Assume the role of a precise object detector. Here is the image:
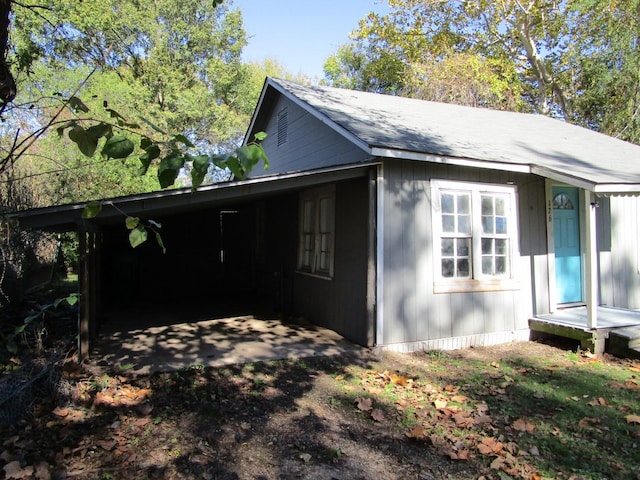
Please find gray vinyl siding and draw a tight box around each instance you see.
[381,159,547,346]
[249,96,370,177]
[292,178,372,345]
[598,195,640,308]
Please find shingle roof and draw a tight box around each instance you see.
[264,78,640,193]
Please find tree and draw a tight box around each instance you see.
[0,0,272,306]
[568,0,640,143]
[323,1,575,117]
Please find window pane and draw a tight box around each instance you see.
[458,214,471,234]
[495,197,506,216]
[457,258,470,277]
[319,197,333,231]
[442,238,454,255]
[495,239,507,255]
[496,216,507,234]
[457,238,470,256]
[457,194,470,214]
[481,238,493,255]
[482,215,494,234]
[441,193,454,213]
[442,259,454,277]
[482,257,493,275]
[442,214,455,232]
[495,256,506,274]
[481,195,494,215]
[303,200,314,231]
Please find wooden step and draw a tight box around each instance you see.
[608,326,640,359]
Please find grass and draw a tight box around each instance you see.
[336,346,640,479]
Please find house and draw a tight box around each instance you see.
[13,78,640,358]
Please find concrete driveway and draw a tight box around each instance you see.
[91,306,363,374]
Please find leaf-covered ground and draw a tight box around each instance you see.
[1,340,639,480]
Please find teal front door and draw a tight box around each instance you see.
[552,186,582,304]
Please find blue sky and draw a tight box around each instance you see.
[230,0,390,80]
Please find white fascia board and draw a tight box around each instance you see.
[531,166,597,191]
[371,147,531,174]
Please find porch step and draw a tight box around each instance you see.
[607,326,640,359]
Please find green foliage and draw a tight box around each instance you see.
[5,293,78,354]
[323,0,640,138]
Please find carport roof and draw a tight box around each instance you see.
[247,78,640,194]
[10,163,372,232]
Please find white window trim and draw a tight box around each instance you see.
[431,179,519,293]
[297,185,335,279]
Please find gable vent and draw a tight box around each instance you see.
[277,108,288,146]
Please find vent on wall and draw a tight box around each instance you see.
[277,108,288,146]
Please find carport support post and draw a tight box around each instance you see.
[78,227,99,361]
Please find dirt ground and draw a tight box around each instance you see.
[1,337,598,480]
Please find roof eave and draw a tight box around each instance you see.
[11,163,378,232]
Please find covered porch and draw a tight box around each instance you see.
[529,306,640,357]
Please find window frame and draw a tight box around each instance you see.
[297,185,335,279]
[431,179,519,293]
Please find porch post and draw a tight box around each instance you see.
[78,229,90,360]
[584,191,598,330]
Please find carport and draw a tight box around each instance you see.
[10,165,373,363]
[93,304,362,374]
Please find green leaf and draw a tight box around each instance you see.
[102,135,135,159]
[191,154,210,189]
[155,232,167,254]
[64,294,79,306]
[236,144,265,171]
[254,131,268,141]
[139,143,161,175]
[158,151,186,188]
[210,153,229,169]
[68,126,98,157]
[129,225,148,248]
[225,156,245,179]
[140,137,153,150]
[68,95,89,113]
[173,134,195,148]
[86,122,112,142]
[82,201,102,219]
[53,294,78,307]
[125,216,139,229]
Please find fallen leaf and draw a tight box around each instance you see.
[451,395,468,403]
[477,437,503,456]
[52,407,69,418]
[626,414,640,424]
[512,418,536,433]
[299,453,311,463]
[529,445,540,456]
[355,397,373,412]
[371,409,385,422]
[454,413,474,427]
[434,399,448,409]
[579,417,600,429]
[407,425,427,439]
[3,460,34,479]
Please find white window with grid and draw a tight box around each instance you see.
[297,186,335,278]
[431,180,518,293]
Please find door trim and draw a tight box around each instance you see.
[546,180,585,311]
